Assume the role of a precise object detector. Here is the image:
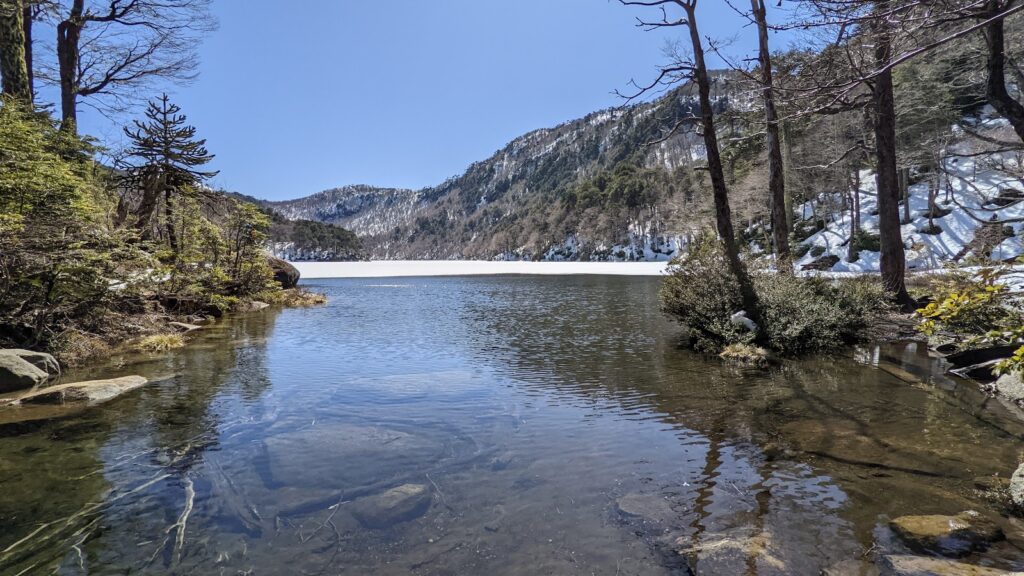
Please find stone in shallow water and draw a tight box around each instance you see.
[889,511,1003,557]
[261,423,442,491]
[18,376,148,405]
[881,555,1023,575]
[615,493,676,523]
[351,483,431,529]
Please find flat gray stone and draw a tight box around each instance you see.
[994,373,1024,404]
[18,376,148,405]
[616,493,676,523]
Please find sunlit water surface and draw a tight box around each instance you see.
[2,276,1024,575]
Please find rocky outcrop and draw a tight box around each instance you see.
[268,256,300,289]
[881,555,1024,575]
[889,511,1003,557]
[17,376,148,405]
[351,483,432,529]
[0,350,51,393]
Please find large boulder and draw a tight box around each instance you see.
[0,351,48,393]
[351,483,432,529]
[5,349,59,378]
[17,376,148,405]
[889,511,1003,557]
[268,256,300,289]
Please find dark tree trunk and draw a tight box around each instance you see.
[983,0,1024,143]
[135,174,162,238]
[683,2,762,328]
[56,0,84,132]
[0,0,31,101]
[751,0,791,273]
[164,188,178,253]
[871,2,915,310]
[900,167,911,224]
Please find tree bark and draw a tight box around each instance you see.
[684,2,762,328]
[751,0,791,273]
[21,0,30,100]
[56,0,84,132]
[0,0,31,101]
[871,1,916,310]
[983,0,1024,143]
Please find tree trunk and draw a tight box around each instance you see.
[0,0,31,101]
[751,0,791,273]
[21,0,30,100]
[164,188,178,253]
[684,3,762,328]
[900,167,911,224]
[56,0,84,132]
[983,0,1024,143]
[871,1,915,310]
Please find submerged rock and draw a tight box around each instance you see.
[889,511,1003,556]
[17,376,149,405]
[351,483,431,529]
[675,531,785,574]
[0,351,49,393]
[881,555,1023,575]
[616,493,676,523]
[168,321,203,333]
[262,423,443,491]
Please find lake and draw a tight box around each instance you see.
[2,275,1024,575]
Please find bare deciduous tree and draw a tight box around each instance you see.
[42,0,215,132]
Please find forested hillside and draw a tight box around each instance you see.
[274,10,1023,270]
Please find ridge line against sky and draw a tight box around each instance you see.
[58,1,785,202]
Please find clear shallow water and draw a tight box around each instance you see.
[2,276,1024,574]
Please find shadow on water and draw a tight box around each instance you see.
[0,276,1023,574]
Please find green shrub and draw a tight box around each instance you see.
[793,243,811,258]
[810,245,826,257]
[850,230,881,252]
[661,241,891,355]
[660,241,747,352]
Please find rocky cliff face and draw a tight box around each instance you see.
[268,75,750,260]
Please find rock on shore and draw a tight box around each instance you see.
[0,349,59,393]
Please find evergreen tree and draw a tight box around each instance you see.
[0,0,30,101]
[120,94,218,253]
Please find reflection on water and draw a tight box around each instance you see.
[1,276,1024,574]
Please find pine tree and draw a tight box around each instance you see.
[121,94,218,253]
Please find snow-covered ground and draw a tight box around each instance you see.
[294,260,669,279]
[795,148,1024,273]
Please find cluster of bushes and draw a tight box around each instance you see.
[0,98,288,363]
[916,265,1024,375]
[660,240,891,355]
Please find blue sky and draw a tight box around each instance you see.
[70,1,775,201]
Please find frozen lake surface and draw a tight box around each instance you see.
[293,259,669,278]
